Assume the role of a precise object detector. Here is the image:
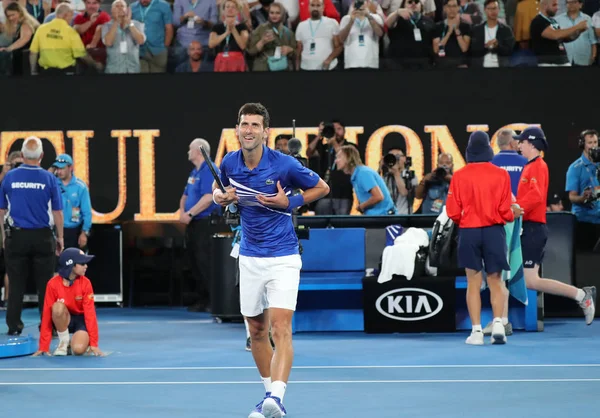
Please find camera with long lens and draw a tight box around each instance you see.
[589,147,600,163]
[434,166,448,180]
[354,0,364,9]
[321,123,335,139]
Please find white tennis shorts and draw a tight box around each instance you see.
[238,254,302,317]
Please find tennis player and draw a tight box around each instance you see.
[446,131,518,345]
[213,103,329,418]
[514,126,596,324]
[32,248,104,357]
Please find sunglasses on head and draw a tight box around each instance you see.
[407,0,420,4]
[56,159,70,163]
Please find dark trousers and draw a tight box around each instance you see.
[5,228,55,332]
[64,227,82,249]
[185,218,213,305]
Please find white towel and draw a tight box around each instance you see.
[378,228,430,283]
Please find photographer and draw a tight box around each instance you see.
[415,152,454,214]
[380,148,418,214]
[565,129,600,251]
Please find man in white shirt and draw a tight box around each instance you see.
[295,0,342,70]
[338,0,384,69]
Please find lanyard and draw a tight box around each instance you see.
[539,12,559,29]
[139,0,155,22]
[409,15,420,27]
[309,18,322,38]
[355,16,367,34]
[189,0,198,12]
[31,2,40,19]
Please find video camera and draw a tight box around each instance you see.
[382,153,416,187]
[589,147,600,163]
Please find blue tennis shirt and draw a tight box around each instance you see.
[491,150,528,196]
[0,164,63,229]
[219,146,320,257]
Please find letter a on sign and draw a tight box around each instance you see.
[415,295,432,314]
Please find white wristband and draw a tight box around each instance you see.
[212,188,222,205]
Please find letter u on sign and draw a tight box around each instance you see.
[375,288,444,321]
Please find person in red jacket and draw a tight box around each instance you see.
[33,248,104,357]
[514,126,596,325]
[446,131,521,346]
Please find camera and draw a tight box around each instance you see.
[321,123,335,139]
[589,147,600,163]
[434,166,448,179]
[354,0,364,8]
[383,153,398,168]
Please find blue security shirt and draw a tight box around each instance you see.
[219,146,320,257]
[183,161,221,219]
[351,165,397,215]
[0,164,63,229]
[565,153,600,224]
[491,150,528,195]
[58,175,92,232]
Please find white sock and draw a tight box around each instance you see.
[472,324,482,333]
[261,376,272,393]
[57,330,69,343]
[270,380,287,402]
[576,288,586,303]
[244,319,251,339]
[502,317,508,326]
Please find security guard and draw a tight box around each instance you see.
[179,138,220,312]
[52,154,92,249]
[0,137,64,335]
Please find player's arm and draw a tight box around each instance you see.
[211,156,239,206]
[33,281,56,356]
[82,280,103,356]
[445,176,462,224]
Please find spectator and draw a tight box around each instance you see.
[594,9,600,43]
[555,0,596,65]
[130,0,174,73]
[474,0,505,24]
[514,0,540,49]
[209,0,249,72]
[0,2,39,75]
[456,0,482,25]
[44,0,73,23]
[335,145,397,215]
[176,39,210,71]
[248,2,296,71]
[338,0,384,70]
[295,0,341,71]
[299,0,340,23]
[433,0,471,68]
[251,0,272,28]
[385,0,435,70]
[26,0,49,24]
[274,135,290,154]
[102,0,146,73]
[29,3,103,75]
[380,148,418,215]
[172,0,218,67]
[530,0,587,66]
[386,0,436,19]
[73,0,110,47]
[414,152,453,215]
[470,0,515,68]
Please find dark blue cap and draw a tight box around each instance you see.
[513,127,548,151]
[466,131,494,163]
[58,248,94,279]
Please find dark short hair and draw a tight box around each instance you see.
[443,0,457,6]
[484,0,498,7]
[238,103,270,129]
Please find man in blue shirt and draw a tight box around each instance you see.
[565,129,600,251]
[0,137,64,336]
[415,153,454,214]
[130,0,174,73]
[491,128,528,196]
[52,154,92,250]
[180,138,221,312]
[214,103,329,418]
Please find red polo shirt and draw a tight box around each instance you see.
[516,156,549,224]
[73,11,111,47]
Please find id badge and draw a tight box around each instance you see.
[71,207,81,223]
[309,41,316,55]
[438,46,446,57]
[358,34,365,46]
[413,28,422,42]
[274,46,282,59]
[431,199,443,213]
[119,41,128,54]
[223,48,229,57]
[230,242,240,259]
[187,18,194,29]
[558,43,565,51]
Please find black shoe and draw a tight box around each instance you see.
[7,329,21,336]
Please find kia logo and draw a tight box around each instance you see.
[375,288,443,321]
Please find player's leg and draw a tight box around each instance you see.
[70,331,90,356]
[458,228,485,345]
[239,255,273,418]
[522,223,596,325]
[52,302,71,356]
[261,254,302,418]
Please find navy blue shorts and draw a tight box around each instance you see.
[521,221,548,268]
[458,225,509,274]
[68,314,87,334]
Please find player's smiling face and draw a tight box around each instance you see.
[237,114,268,152]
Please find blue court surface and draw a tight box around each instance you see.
[1,308,600,418]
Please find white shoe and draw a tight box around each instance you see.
[490,320,507,345]
[53,340,69,356]
[465,330,484,345]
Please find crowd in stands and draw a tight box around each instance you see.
[0,0,598,74]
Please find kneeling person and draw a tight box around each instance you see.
[33,248,104,357]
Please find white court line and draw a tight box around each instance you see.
[99,320,214,325]
[3,364,600,371]
[2,378,600,386]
